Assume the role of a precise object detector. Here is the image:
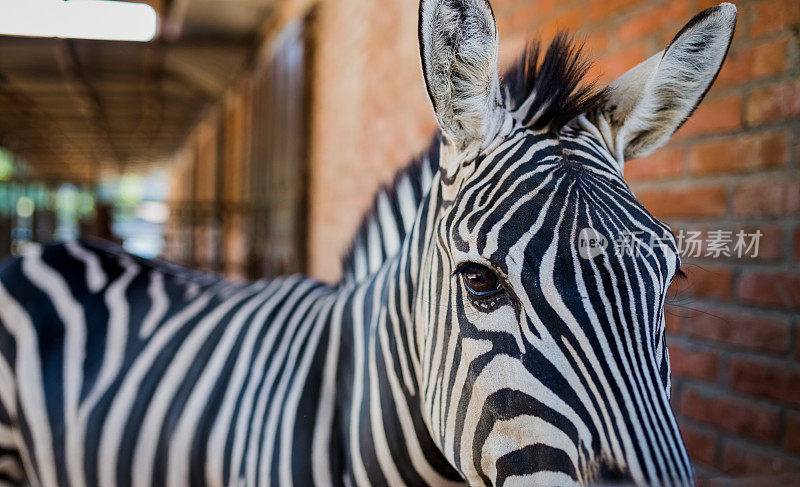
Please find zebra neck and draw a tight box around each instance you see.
[318,186,462,486]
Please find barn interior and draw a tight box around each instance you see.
[0,0,313,278]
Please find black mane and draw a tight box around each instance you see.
[340,137,439,284]
[339,35,605,282]
[502,33,607,131]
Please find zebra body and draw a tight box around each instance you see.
[0,236,461,487]
[0,0,738,485]
[0,242,325,486]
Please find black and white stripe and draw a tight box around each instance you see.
[0,1,737,485]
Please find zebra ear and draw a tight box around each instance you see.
[419,0,504,154]
[599,3,737,163]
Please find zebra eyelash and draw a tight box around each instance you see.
[675,268,687,280]
[454,263,510,314]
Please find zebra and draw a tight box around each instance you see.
[0,0,736,485]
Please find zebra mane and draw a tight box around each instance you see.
[340,137,440,284]
[339,34,604,283]
[502,33,607,131]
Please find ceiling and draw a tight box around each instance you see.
[0,0,277,183]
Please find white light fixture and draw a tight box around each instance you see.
[0,0,158,42]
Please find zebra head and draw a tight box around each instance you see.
[415,0,736,485]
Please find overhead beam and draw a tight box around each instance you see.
[255,0,313,64]
[162,0,191,41]
[53,40,121,165]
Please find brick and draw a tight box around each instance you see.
[669,343,719,382]
[679,423,717,467]
[537,6,584,39]
[795,335,800,361]
[589,0,640,21]
[679,387,781,442]
[689,132,788,176]
[685,307,790,354]
[695,471,714,487]
[746,81,800,125]
[749,0,800,38]
[722,442,800,477]
[675,95,742,139]
[794,227,800,262]
[738,225,784,262]
[696,0,728,10]
[786,412,800,457]
[664,307,683,335]
[668,264,732,302]
[507,0,554,33]
[736,271,800,311]
[494,0,551,18]
[490,0,517,8]
[716,38,789,88]
[673,225,714,261]
[592,43,649,82]
[619,1,692,42]
[625,147,683,181]
[729,359,800,406]
[498,35,528,70]
[639,185,727,219]
[673,225,785,263]
[733,179,800,217]
[583,31,609,57]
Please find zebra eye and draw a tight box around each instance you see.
[459,263,503,297]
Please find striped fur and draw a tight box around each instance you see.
[0,1,737,485]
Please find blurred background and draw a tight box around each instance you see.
[0,0,798,483]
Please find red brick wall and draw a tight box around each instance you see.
[306,0,800,481]
[307,0,437,281]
